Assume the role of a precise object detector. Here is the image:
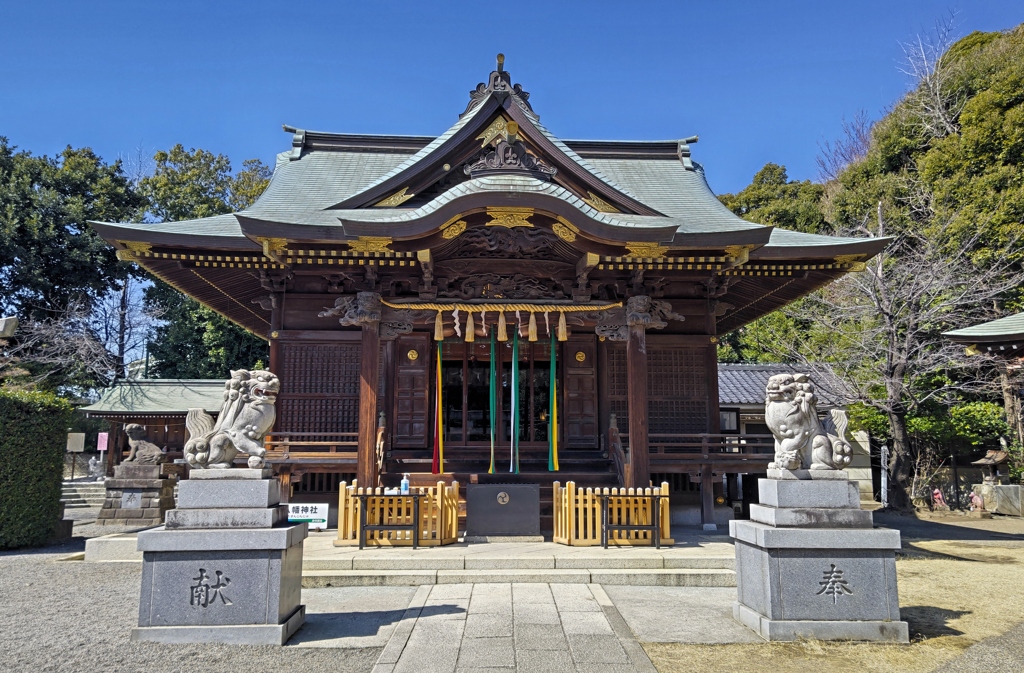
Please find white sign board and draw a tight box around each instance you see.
[97,432,109,452]
[66,432,86,453]
[287,503,329,530]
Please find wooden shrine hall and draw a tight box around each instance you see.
[91,56,885,528]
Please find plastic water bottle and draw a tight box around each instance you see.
[401,473,410,495]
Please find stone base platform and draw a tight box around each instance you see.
[734,602,909,642]
[731,475,909,643]
[132,605,305,646]
[97,463,174,526]
[135,468,307,645]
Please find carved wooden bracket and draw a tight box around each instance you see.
[319,291,382,326]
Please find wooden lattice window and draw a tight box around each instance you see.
[277,342,362,437]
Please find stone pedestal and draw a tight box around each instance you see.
[97,464,175,526]
[131,468,307,645]
[974,484,1023,517]
[730,470,908,642]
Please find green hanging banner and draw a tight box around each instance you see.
[510,329,520,474]
[548,332,559,471]
[488,330,496,475]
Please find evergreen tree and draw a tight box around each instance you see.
[139,146,271,379]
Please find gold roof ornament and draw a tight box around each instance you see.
[115,240,152,260]
[624,242,669,259]
[475,117,508,147]
[724,245,751,265]
[441,220,467,239]
[552,216,579,243]
[347,236,394,253]
[583,191,619,213]
[373,187,415,207]
[835,254,868,272]
[256,237,288,263]
[485,207,534,228]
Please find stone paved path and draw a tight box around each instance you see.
[371,583,656,673]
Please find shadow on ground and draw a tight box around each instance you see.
[901,605,970,638]
[288,603,465,647]
[874,511,1024,544]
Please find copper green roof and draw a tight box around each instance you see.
[944,311,1024,343]
[80,380,224,416]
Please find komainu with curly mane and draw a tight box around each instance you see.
[184,370,280,469]
[764,373,852,471]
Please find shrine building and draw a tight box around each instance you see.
[90,56,885,529]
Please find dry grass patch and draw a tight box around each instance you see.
[644,542,1024,673]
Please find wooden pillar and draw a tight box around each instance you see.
[625,322,649,489]
[702,312,721,529]
[279,467,292,504]
[700,466,716,530]
[357,320,381,487]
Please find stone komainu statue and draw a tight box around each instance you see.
[123,423,167,464]
[184,369,280,469]
[764,373,852,471]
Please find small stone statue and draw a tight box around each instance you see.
[184,369,280,469]
[123,424,168,464]
[88,455,105,480]
[969,491,986,512]
[932,487,948,509]
[764,373,852,471]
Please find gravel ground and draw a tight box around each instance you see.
[0,510,380,673]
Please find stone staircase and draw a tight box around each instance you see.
[61,481,106,508]
[300,553,736,588]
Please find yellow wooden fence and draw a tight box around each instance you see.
[333,480,460,547]
[552,481,673,546]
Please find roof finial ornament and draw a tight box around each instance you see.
[461,54,537,120]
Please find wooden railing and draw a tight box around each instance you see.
[334,480,459,547]
[264,432,359,460]
[552,480,673,546]
[647,433,775,458]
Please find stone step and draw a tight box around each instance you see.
[301,555,734,571]
[300,567,736,587]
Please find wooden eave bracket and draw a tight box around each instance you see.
[257,237,289,265]
[724,245,751,268]
[834,254,868,272]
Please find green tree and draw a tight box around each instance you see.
[0,138,145,319]
[718,163,828,233]
[138,146,270,378]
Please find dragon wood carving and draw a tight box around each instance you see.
[438,273,567,300]
[595,295,685,341]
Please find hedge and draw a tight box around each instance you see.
[0,390,74,549]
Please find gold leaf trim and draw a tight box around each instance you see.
[115,240,152,259]
[475,117,508,147]
[724,245,750,265]
[485,207,534,228]
[624,242,668,259]
[583,191,619,213]
[441,220,467,239]
[552,222,576,242]
[256,236,288,262]
[835,254,867,272]
[374,187,415,207]
[348,236,394,253]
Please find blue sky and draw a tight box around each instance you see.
[0,1,1020,195]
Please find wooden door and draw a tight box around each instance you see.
[392,333,430,448]
[562,335,598,448]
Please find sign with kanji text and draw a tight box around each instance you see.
[287,503,329,530]
[97,432,109,452]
